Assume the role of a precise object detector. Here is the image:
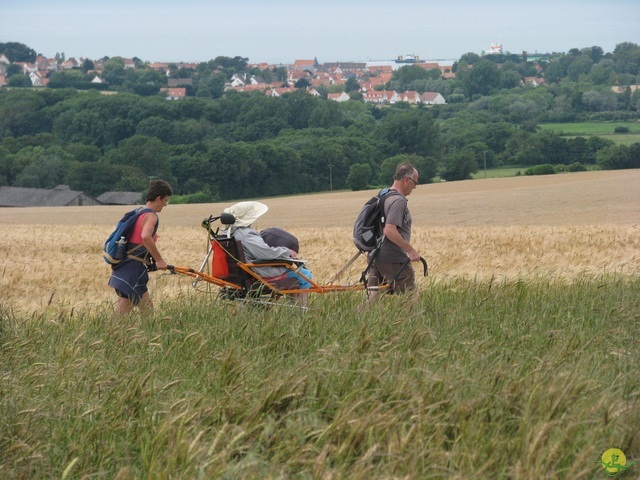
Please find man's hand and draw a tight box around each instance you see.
[384,224,420,262]
[155,259,168,270]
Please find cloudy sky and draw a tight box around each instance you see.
[3,0,639,64]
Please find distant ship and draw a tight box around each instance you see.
[485,43,503,55]
[396,54,420,64]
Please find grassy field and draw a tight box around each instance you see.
[1,278,638,478]
[1,170,639,478]
[539,121,640,145]
[471,167,525,179]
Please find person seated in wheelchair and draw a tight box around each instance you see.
[222,201,312,305]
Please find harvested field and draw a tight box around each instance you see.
[1,169,639,314]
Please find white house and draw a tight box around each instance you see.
[420,92,446,105]
[29,71,44,87]
[327,92,350,102]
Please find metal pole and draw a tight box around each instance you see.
[483,151,487,178]
[329,163,333,191]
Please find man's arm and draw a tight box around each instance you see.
[383,223,420,262]
[140,213,166,269]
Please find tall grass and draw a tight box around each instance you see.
[1,276,639,479]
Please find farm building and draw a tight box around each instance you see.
[0,185,102,207]
[97,191,143,205]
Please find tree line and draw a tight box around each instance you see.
[0,42,639,200]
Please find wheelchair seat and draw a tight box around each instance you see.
[211,235,300,298]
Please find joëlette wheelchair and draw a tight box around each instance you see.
[166,212,427,308]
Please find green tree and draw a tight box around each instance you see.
[66,162,145,196]
[458,52,481,65]
[0,42,36,62]
[48,69,85,85]
[170,151,211,194]
[7,74,32,87]
[376,109,439,158]
[612,42,640,75]
[284,90,319,129]
[389,64,432,91]
[588,60,616,85]
[308,101,343,128]
[65,143,101,163]
[171,119,204,144]
[52,109,106,145]
[379,154,436,185]
[13,147,73,188]
[212,55,249,71]
[500,70,522,89]
[81,58,95,73]
[136,116,173,143]
[345,77,360,93]
[459,59,501,97]
[440,150,478,181]
[196,84,211,98]
[503,130,545,165]
[294,78,311,89]
[106,135,171,179]
[347,163,372,191]
[0,146,15,184]
[596,144,632,169]
[102,57,126,86]
[543,60,566,84]
[567,55,592,81]
[582,90,616,112]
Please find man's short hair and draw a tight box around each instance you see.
[393,163,417,181]
[146,179,173,201]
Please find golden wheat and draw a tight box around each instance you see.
[1,170,638,314]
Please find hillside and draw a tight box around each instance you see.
[2,169,638,228]
[0,169,638,314]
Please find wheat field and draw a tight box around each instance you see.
[1,169,638,315]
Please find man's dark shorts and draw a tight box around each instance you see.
[369,260,416,294]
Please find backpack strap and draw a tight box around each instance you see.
[125,207,158,262]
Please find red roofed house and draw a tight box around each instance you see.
[523,77,545,87]
[368,65,393,75]
[292,59,318,72]
[266,87,296,97]
[420,92,446,105]
[160,87,186,100]
[327,92,350,102]
[398,91,421,104]
[418,62,440,71]
[59,58,79,70]
[363,90,400,104]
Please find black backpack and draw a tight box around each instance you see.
[353,188,400,252]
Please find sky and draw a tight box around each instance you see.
[2,0,639,64]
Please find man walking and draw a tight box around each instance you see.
[367,162,420,306]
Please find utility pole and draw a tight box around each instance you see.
[483,151,487,178]
[328,162,333,191]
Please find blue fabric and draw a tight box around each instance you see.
[108,260,149,304]
[286,266,312,289]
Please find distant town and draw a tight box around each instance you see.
[0,41,554,105]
